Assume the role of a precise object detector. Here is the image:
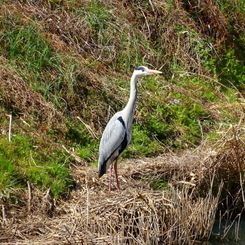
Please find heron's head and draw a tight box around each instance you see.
[133,66,162,77]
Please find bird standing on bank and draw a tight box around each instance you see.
[98,66,162,192]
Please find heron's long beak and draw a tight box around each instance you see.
[145,69,162,74]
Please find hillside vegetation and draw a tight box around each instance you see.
[1,0,245,243]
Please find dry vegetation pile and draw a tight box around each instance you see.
[1,127,245,244]
[181,0,229,43]
[0,62,63,128]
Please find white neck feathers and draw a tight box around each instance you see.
[122,73,138,124]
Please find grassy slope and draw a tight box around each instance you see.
[0,0,245,200]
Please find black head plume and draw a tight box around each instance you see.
[135,66,147,71]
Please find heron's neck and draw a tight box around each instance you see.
[123,74,138,123]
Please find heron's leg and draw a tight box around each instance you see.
[114,159,120,190]
[109,163,113,193]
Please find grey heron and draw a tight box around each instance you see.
[98,66,162,192]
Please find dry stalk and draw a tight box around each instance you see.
[27,181,32,213]
[77,116,98,139]
[1,205,7,225]
[7,114,12,142]
[86,178,90,226]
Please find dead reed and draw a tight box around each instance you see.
[0,146,228,245]
[1,125,245,245]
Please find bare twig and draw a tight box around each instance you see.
[77,116,98,139]
[27,181,31,213]
[2,205,7,225]
[61,145,83,164]
[7,114,12,142]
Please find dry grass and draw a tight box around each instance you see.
[2,129,245,244]
[0,62,63,128]
[1,124,245,244]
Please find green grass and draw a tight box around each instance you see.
[0,134,74,199]
[150,177,169,191]
[218,0,245,15]
[2,21,62,97]
[5,25,54,69]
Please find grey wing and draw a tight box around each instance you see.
[98,113,127,177]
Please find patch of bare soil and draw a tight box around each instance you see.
[1,147,225,245]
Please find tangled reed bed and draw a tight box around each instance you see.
[0,154,217,244]
[0,188,221,245]
[1,126,245,244]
